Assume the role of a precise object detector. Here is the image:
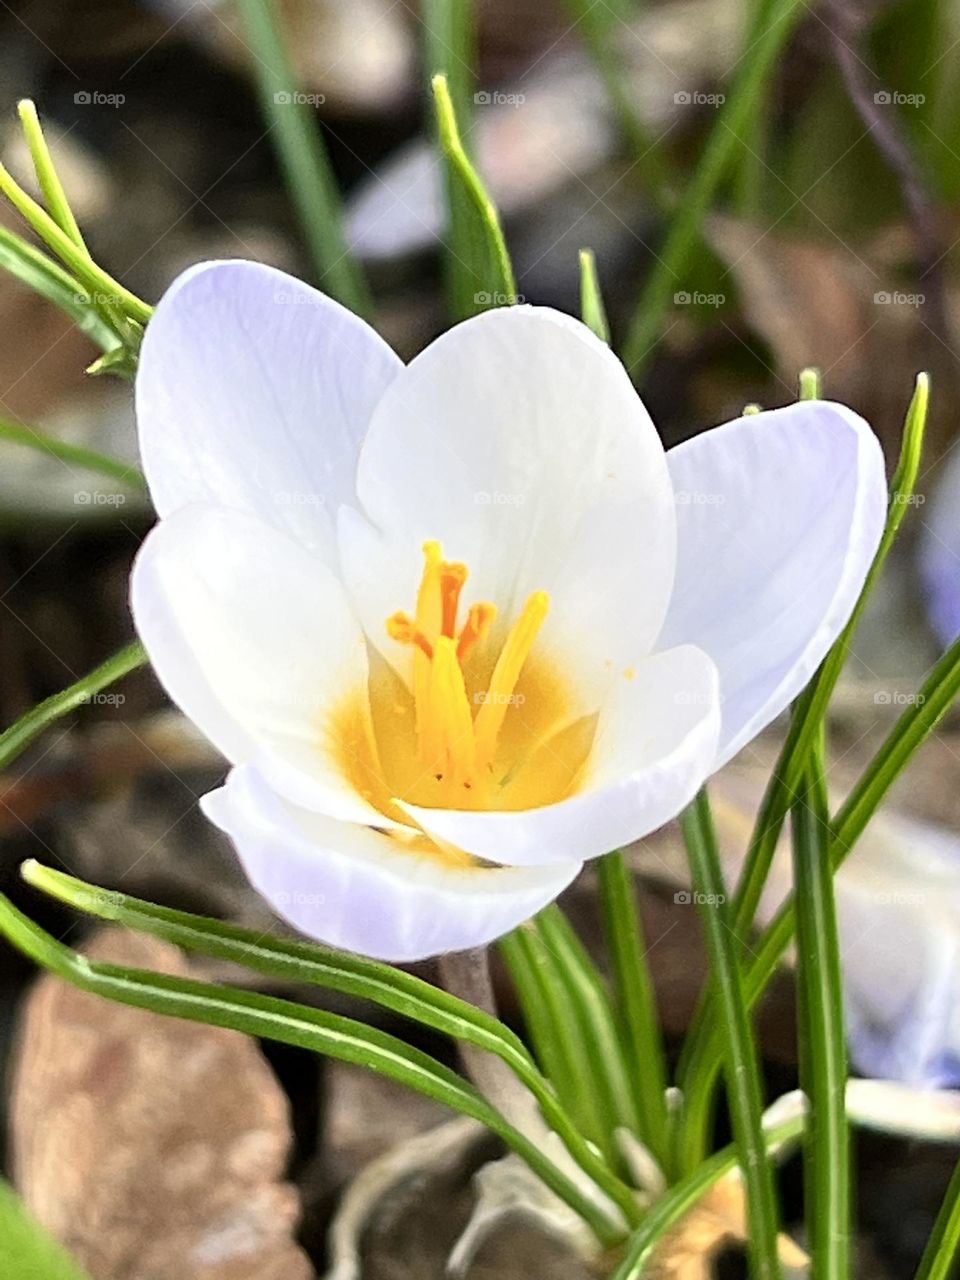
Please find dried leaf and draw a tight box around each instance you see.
[10,928,314,1280]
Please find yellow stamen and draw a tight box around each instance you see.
[384,544,550,794]
[474,590,550,771]
[457,601,497,661]
[425,635,476,786]
[414,541,444,755]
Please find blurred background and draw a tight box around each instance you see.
[1,1,960,1277]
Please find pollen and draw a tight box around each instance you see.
[386,541,549,794]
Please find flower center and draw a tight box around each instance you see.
[385,541,549,795]
[332,541,595,823]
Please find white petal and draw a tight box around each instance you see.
[338,305,675,707]
[202,766,579,962]
[658,401,886,768]
[131,503,385,826]
[136,259,402,563]
[399,645,720,865]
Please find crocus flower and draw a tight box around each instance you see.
[131,260,886,961]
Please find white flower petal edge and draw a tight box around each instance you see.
[202,766,581,963]
[338,304,676,708]
[658,401,887,767]
[131,502,392,828]
[399,645,721,866]
[136,260,402,565]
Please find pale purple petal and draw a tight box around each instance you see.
[202,766,579,961]
[136,259,402,564]
[658,401,886,768]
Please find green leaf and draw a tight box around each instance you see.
[621,0,809,377]
[16,100,87,250]
[914,1153,960,1280]
[0,891,622,1246]
[798,366,822,400]
[423,0,482,320]
[0,161,152,325]
[235,0,371,316]
[791,729,850,1280]
[596,851,671,1171]
[0,226,120,353]
[0,418,146,489]
[578,248,611,344]
[21,860,640,1227]
[558,0,671,206]
[0,1178,91,1280]
[679,791,783,1280]
[501,920,615,1158]
[536,906,645,1156]
[0,641,146,771]
[431,73,517,316]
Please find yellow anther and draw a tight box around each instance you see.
[457,601,497,661]
[474,590,549,771]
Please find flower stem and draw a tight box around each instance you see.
[437,946,527,1122]
[438,945,635,1235]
